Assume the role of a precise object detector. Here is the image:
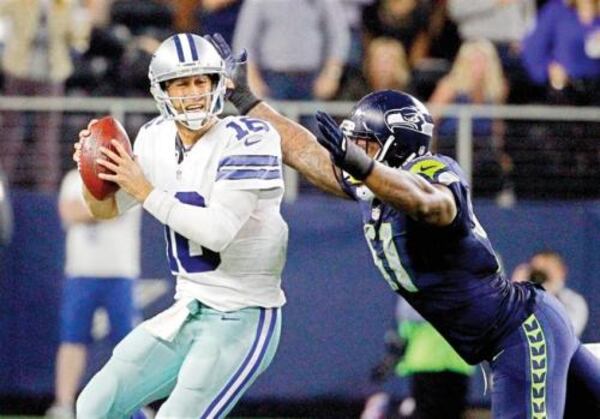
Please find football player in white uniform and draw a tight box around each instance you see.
[73,33,288,419]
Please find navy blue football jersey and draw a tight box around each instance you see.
[342,153,535,364]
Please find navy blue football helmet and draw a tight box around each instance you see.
[340,90,434,168]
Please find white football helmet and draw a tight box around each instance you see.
[149,33,226,130]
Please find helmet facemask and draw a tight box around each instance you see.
[151,73,225,131]
[377,128,428,168]
[341,119,383,160]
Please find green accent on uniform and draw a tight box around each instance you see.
[395,321,474,376]
[522,314,548,419]
[408,159,446,180]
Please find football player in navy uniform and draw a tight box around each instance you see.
[206,33,600,418]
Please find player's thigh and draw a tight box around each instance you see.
[158,306,282,419]
[59,277,101,344]
[77,324,181,418]
[100,277,139,342]
[491,300,575,419]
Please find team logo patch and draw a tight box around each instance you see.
[409,159,446,180]
[385,107,434,136]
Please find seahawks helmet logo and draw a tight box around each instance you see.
[385,107,433,136]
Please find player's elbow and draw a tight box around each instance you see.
[191,221,238,253]
[202,236,232,253]
[412,194,456,227]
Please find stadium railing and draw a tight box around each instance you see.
[0,96,599,201]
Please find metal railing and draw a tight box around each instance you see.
[1,96,599,201]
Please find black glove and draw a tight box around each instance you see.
[204,33,261,115]
[315,111,375,181]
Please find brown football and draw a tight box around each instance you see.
[79,116,132,200]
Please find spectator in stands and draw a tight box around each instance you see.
[233,0,350,100]
[427,0,461,63]
[447,0,536,103]
[109,0,173,36]
[429,39,514,203]
[46,169,142,419]
[197,0,243,47]
[362,0,432,68]
[0,0,91,192]
[361,298,474,419]
[0,163,13,247]
[116,33,162,97]
[521,0,600,106]
[512,249,589,337]
[337,37,413,100]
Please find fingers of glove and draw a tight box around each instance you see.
[212,33,232,57]
[204,33,228,60]
[316,111,339,134]
[315,111,342,144]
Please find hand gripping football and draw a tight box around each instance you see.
[79,116,132,200]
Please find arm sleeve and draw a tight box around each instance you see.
[143,187,258,253]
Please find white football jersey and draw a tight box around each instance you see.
[60,169,142,278]
[116,116,288,311]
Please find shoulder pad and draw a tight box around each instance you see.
[407,157,460,186]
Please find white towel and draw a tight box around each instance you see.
[141,298,194,342]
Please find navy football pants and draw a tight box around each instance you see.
[490,290,600,419]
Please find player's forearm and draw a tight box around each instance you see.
[248,102,347,198]
[143,188,256,252]
[82,186,118,220]
[365,164,455,226]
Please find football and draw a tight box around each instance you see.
[79,116,132,200]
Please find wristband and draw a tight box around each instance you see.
[342,141,375,180]
[229,89,262,115]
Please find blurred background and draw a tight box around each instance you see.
[0,0,599,418]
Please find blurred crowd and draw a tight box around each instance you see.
[0,0,600,199]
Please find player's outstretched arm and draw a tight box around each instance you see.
[249,102,348,198]
[205,33,348,198]
[365,164,457,226]
[315,111,457,226]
